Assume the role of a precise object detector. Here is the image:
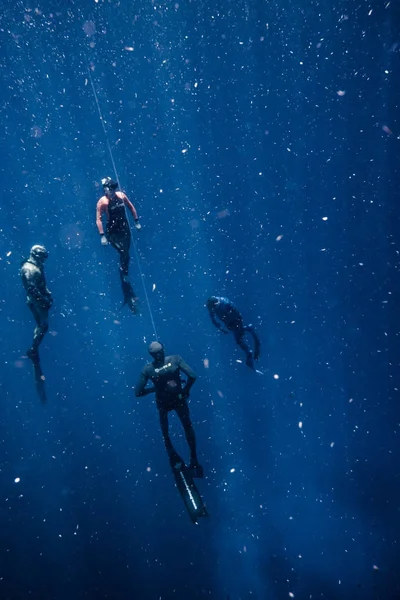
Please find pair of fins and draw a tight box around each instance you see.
[170,460,208,524]
[122,294,140,315]
[27,349,47,404]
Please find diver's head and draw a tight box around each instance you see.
[101,177,118,197]
[30,245,49,264]
[207,296,218,309]
[148,341,165,362]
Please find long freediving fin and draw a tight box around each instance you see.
[121,291,140,314]
[171,463,208,524]
[120,277,140,314]
[28,352,47,404]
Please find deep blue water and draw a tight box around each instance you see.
[1,1,399,599]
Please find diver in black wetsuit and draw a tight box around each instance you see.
[20,245,53,362]
[96,177,141,313]
[207,296,261,369]
[135,342,203,477]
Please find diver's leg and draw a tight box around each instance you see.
[232,323,254,368]
[175,401,203,476]
[119,231,138,309]
[27,303,48,357]
[108,230,138,310]
[158,407,182,468]
[33,306,49,351]
[175,401,196,461]
[27,302,40,356]
[244,324,261,360]
[118,228,130,278]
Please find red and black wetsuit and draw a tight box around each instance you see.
[96,191,139,303]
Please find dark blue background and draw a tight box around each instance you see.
[0,1,399,598]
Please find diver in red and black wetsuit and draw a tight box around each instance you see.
[96,177,141,313]
[135,342,203,478]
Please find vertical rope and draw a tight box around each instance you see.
[87,64,158,339]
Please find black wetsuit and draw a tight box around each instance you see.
[106,195,134,303]
[135,355,199,466]
[20,259,52,356]
[208,296,260,367]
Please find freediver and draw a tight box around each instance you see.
[96,177,141,313]
[206,296,261,369]
[135,342,203,478]
[20,245,53,363]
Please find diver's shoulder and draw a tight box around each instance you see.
[166,354,179,363]
[21,261,38,273]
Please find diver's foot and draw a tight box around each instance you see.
[246,354,255,369]
[128,296,140,314]
[27,348,39,362]
[188,459,204,479]
[124,295,139,314]
[169,452,184,470]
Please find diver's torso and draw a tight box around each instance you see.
[148,355,183,396]
[214,297,239,324]
[21,260,47,298]
[107,193,127,229]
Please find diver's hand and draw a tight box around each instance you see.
[134,220,142,231]
[100,234,108,246]
[214,322,229,334]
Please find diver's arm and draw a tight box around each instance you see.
[96,198,106,235]
[135,369,155,397]
[21,266,51,305]
[178,356,197,395]
[208,307,228,333]
[208,306,221,329]
[122,193,139,221]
